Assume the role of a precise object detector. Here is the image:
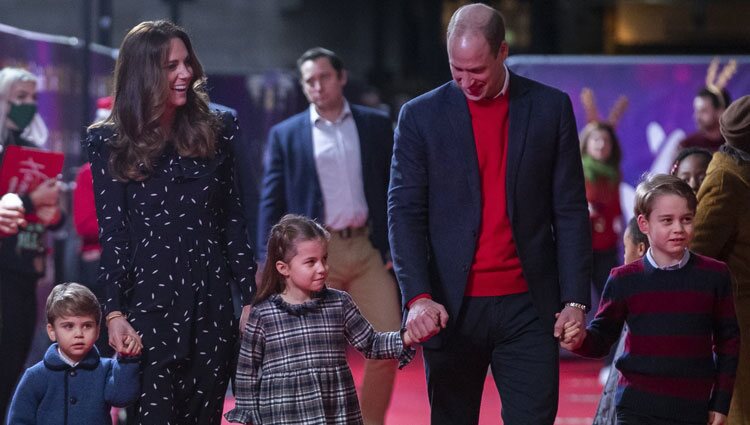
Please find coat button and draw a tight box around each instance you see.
[69,370,77,377]
[70,397,77,404]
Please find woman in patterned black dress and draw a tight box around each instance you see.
[85,21,256,424]
[224,215,413,425]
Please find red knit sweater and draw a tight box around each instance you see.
[464,95,527,297]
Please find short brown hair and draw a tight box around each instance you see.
[447,4,506,56]
[46,283,101,325]
[634,173,697,219]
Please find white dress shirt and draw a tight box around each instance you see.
[645,248,691,270]
[310,101,369,230]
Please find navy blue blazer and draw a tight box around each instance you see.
[388,73,592,347]
[257,104,393,260]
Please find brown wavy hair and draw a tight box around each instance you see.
[92,20,219,181]
[255,215,330,306]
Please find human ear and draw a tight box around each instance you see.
[637,242,648,257]
[46,323,57,342]
[275,260,290,277]
[637,214,650,235]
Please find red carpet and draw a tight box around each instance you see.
[222,348,603,424]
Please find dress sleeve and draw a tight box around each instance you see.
[341,291,414,368]
[224,308,265,424]
[217,113,257,305]
[84,128,132,316]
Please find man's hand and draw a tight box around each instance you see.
[708,411,727,425]
[554,305,586,350]
[406,298,448,343]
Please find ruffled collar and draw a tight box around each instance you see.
[270,287,328,316]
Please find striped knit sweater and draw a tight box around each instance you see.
[574,252,739,422]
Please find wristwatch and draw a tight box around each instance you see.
[564,302,588,312]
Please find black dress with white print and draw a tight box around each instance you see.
[85,112,255,425]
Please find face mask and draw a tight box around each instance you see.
[7,103,37,131]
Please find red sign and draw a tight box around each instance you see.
[0,145,64,195]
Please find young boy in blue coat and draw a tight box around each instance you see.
[7,283,141,425]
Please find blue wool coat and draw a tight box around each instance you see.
[7,343,140,425]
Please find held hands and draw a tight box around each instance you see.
[107,313,143,357]
[708,411,727,425]
[405,298,449,344]
[555,306,586,351]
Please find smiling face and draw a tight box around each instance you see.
[163,37,193,115]
[448,33,508,101]
[637,194,694,266]
[276,238,329,303]
[46,314,99,363]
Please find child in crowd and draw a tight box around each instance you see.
[7,282,141,425]
[671,147,713,193]
[225,214,414,425]
[592,217,650,425]
[580,121,623,304]
[563,174,739,425]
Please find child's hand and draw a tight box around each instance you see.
[122,335,142,356]
[555,313,586,351]
[708,411,726,425]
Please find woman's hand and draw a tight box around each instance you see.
[107,313,143,356]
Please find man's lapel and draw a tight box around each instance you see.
[445,82,482,209]
[506,72,531,221]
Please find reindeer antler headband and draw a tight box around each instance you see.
[580,87,629,128]
[705,57,737,109]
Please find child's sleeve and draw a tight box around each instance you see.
[341,292,415,369]
[104,356,141,407]
[224,308,265,424]
[6,368,43,425]
[573,273,627,358]
[709,268,740,415]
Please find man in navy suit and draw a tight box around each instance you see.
[257,47,401,425]
[388,4,591,424]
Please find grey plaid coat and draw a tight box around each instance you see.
[225,287,414,424]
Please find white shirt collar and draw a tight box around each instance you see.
[645,248,691,270]
[309,99,352,125]
[57,347,80,367]
[492,64,510,99]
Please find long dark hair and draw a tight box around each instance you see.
[255,215,330,306]
[92,20,219,181]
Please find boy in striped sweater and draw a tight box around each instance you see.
[563,174,740,425]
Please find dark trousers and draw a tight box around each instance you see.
[0,270,38,422]
[616,406,705,425]
[423,292,559,425]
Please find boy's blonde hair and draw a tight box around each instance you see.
[634,173,697,218]
[46,283,101,325]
